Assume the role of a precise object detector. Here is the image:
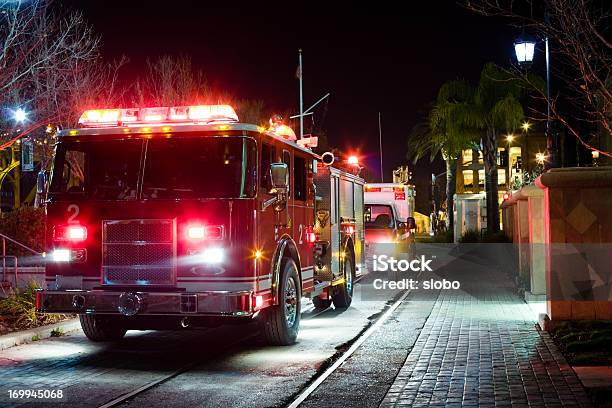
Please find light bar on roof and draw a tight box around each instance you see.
[188,105,238,122]
[77,105,239,128]
[78,109,121,127]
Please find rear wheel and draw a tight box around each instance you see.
[332,253,354,308]
[260,257,301,345]
[80,315,127,342]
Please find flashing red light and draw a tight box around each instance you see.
[503,193,510,200]
[144,114,164,121]
[255,295,264,309]
[187,225,206,240]
[305,226,317,244]
[78,105,239,128]
[54,225,87,242]
[185,224,223,241]
[78,109,121,127]
[345,225,355,235]
[347,155,359,166]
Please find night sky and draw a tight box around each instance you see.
[60,1,516,212]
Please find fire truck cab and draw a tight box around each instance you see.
[36,105,366,346]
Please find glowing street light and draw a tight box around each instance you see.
[514,28,557,168]
[514,35,536,65]
[506,134,515,143]
[14,108,27,122]
[535,152,546,165]
[521,121,531,132]
[347,155,359,166]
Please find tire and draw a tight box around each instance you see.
[260,257,301,345]
[312,296,332,310]
[80,315,127,342]
[332,253,354,308]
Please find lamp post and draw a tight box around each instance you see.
[514,30,559,169]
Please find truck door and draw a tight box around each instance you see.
[258,142,291,279]
[292,153,314,278]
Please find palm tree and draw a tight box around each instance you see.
[449,63,527,233]
[408,80,478,233]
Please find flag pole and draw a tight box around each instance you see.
[378,112,384,182]
[298,49,304,140]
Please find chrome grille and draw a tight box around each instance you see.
[103,219,176,285]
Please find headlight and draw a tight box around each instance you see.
[199,247,224,264]
[52,249,71,262]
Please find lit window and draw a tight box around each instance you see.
[463,170,474,188]
[498,169,506,185]
[478,170,484,186]
[462,149,473,164]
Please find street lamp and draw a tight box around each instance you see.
[14,108,27,122]
[514,30,558,169]
[521,121,531,132]
[514,35,536,65]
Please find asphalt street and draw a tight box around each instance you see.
[0,283,414,408]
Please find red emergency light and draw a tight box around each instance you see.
[78,105,239,128]
[185,224,224,241]
[53,225,87,242]
[394,187,406,200]
[305,226,317,244]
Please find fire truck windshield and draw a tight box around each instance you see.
[50,136,257,200]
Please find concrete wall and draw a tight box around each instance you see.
[1,267,45,291]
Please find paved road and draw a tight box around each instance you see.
[0,284,404,408]
[0,244,592,407]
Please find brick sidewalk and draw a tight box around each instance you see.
[380,256,592,407]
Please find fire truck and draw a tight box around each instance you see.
[35,104,366,346]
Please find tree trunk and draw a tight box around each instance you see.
[445,157,457,233]
[483,128,499,233]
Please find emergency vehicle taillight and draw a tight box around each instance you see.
[345,225,355,235]
[53,225,87,242]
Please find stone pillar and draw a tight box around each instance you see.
[522,185,546,299]
[535,166,612,329]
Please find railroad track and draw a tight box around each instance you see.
[96,291,409,408]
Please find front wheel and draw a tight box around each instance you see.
[80,315,127,342]
[259,257,301,345]
[332,254,354,308]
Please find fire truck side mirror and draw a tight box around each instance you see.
[36,170,47,194]
[270,163,288,190]
[35,170,48,208]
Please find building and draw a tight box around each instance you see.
[456,129,547,203]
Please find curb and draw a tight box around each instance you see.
[0,318,81,351]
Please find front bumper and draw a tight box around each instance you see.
[36,289,256,317]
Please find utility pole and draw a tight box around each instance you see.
[298,49,304,140]
[378,112,383,182]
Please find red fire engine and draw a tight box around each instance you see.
[36,105,366,346]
